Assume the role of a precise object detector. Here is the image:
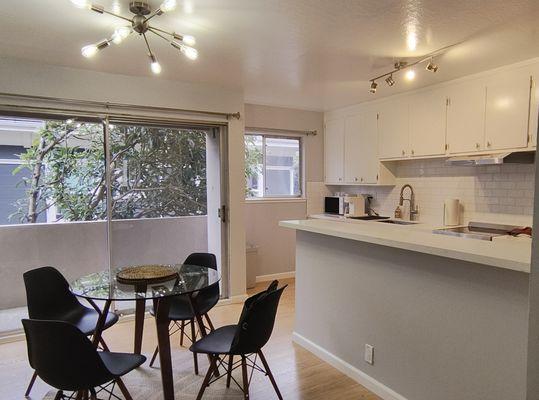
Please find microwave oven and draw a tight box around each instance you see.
[324,196,345,215]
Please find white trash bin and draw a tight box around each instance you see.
[246,245,258,289]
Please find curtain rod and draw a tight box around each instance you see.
[0,92,241,120]
[245,126,317,136]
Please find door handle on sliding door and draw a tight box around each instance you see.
[218,205,227,223]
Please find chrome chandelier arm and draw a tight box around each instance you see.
[102,10,133,23]
[148,26,174,38]
[148,27,171,42]
[91,5,133,23]
[142,32,154,56]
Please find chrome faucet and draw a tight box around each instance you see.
[399,184,419,221]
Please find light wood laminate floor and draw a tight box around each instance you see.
[1,278,381,399]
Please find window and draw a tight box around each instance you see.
[245,133,302,198]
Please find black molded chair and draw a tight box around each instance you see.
[190,280,286,400]
[149,253,220,374]
[22,319,145,400]
[23,266,119,396]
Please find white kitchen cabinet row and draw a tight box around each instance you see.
[324,61,539,185]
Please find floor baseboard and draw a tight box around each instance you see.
[292,332,408,400]
[255,271,295,283]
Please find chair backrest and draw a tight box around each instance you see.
[184,253,217,271]
[184,253,220,312]
[230,281,286,355]
[22,319,112,391]
[23,266,82,320]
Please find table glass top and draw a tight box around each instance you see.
[70,264,220,301]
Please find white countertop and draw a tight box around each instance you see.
[279,217,532,273]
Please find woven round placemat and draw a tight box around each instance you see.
[116,265,178,285]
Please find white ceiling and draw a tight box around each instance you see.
[1,0,539,111]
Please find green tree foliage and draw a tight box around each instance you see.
[244,134,262,197]
[11,120,207,223]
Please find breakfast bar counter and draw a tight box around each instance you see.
[281,218,531,400]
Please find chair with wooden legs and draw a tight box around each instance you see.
[190,280,286,400]
[23,266,119,397]
[22,319,145,400]
[149,253,220,374]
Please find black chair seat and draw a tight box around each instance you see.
[99,352,146,377]
[150,295,194,320]
[190,325,237,355]
[63,307,119,336]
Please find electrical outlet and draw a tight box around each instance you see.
[364,344,374,365]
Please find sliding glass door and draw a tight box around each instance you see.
[0,113,229,334]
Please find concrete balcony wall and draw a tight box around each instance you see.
[0,216,207,309]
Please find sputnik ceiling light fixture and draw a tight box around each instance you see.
[367,42,460,93]
[71,0,198,75]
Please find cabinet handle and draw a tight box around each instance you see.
[475,142,480,149]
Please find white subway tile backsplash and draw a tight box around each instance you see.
[332,159,535,226]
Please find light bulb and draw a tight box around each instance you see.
[182,35,196,46]
[112,27,131,44]
[151,61,162,74]
[405,69,416,81]
[81,44,98,58]
[70,0,91,9]
[181,45,198,60]
[160,0,177,12]
[149,54,162,74]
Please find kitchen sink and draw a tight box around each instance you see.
[377,219,417,225]
[348,215,390,221]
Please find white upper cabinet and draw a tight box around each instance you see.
[324,118,345,184]
[530,65,539,148]
[344,108,379,184]
[485,69,531,151]
[344,114,362,184]
[446,80,486,154]
[378,97,409,159]
[409,88,447,157]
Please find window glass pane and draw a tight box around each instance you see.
[2,117,105,224]
[109,124,207,218]
[245,134,263,198]
[265,137,300,196]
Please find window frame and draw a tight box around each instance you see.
[245,132,304,200]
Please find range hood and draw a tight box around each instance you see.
[446,151,535,166]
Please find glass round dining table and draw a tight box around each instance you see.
[69,264,220,400]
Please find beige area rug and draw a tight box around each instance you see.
[40,360,256,399]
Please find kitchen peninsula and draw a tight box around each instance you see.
[280,218,532,400]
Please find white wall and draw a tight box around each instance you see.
[335,159,535,227]
[244,104,324,277]
[0,216,207,309]
[0,56,247,297]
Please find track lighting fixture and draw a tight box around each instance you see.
[385,75,395,87]
[366,42,460,93]
[426,59,439,72]
[72,1,198,74]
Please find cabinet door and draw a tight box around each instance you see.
[344,114,362,184]
[343,109,379,184]
[446,80,486,154]
[378,97,409,159]
[409,89,447,157]
[324,118,345,184]
[359,108,379,183]
[530,65,539,148]
[485,69,531,151]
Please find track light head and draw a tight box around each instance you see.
[370,81,378,93]
[426,59,438,73]
[385,75,395,87]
